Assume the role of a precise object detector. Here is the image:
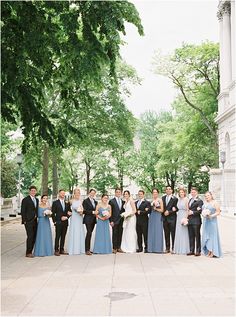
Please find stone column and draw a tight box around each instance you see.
[222,1,232,90]
[231,0,235,80]
[217,11,224,90]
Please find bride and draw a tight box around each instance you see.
[120,190,137,253]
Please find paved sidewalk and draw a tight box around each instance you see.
[1,216,235,316]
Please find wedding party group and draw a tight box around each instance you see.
[21,185,222,259]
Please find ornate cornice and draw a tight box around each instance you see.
[217,1,231,20]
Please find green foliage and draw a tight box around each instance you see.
[1,0,143,149]
[1,160,17,198]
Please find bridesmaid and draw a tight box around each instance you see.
[202,191,222,258]
[68,188,85,255]
[93,194,112,254]
[173,188,190,255]
[147,188,164,253]
[34,195,53,257]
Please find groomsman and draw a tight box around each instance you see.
[162,186,178,253]
[109,188,125,254]
[21,185,39,258]
[52,189,72,256]
[135,190,151,253]
[187,187,203,256]
[82,189,98,255]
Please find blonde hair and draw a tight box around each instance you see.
[73,188,81,199]
[205,191,214,200]
[178,188,187,197]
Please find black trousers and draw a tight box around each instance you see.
[163,220,176,251]
[112,220,123,250]
[188,224,201,253]
[24,219,37,254]
[136,220,148,251]
[55,222,68,252]
[85,222,95,252]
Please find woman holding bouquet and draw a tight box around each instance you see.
[68,188,85,255]
[147,188,164,253]
[93,194,112,254]
[34,195,53,257]
[120,190,137,253]
[201,192,222,258]
[173,188,190,255]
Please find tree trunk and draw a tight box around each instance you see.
[41,143,49,195]
[52,154,58,199]
[85,161,91,195]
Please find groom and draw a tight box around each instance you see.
[52,189,72,256]
[109,188,125,254]
[135,190,151,253]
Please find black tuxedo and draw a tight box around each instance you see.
[162,195,178,251]
[52,199,71,252]
[188,196,203,253]
[21,195,38,255]
[109,197,125,250]
[135,199,151,251]
[82,197,98,252]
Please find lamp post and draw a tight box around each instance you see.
[220,151,226,213]
[10,153,23,217]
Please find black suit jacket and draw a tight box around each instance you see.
[188,197,203,225]
[135,199,151,223]
[21,195,39,224]
[82,197,98,225]
[109,197,125,224]
[162,195,178,222]
[51,199,71,225]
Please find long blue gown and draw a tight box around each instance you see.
[174,198,190,254]
[34,207,53,256]
[201,203,222,258]
[147,204,163,253]
[68,199,85,255]
[93,207,112,254]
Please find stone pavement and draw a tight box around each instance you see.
[1,216,235,316]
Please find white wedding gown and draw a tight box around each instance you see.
[121,200,137,253]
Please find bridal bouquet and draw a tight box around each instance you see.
[77,205,83,214]
[121,211,132,219]
[202,208,211,218]
[181,217,189,226]
[151,201,160,208]
[43,209,52,217]
[102,210,110,217]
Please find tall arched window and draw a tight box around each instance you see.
[225,132,231,168]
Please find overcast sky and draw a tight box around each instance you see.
[120,0,219,118]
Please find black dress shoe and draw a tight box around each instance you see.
[164,249,170,253]
[187,252,194,256]
[136,249,143,253]
[195,252,201,256]
[144,249,148,253]
[60,251,69,255]
[54,251,60,256]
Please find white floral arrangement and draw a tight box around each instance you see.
[202,208,211,218]
[77,205,83,214]
[121,211,132,219]
[102,210,110,217]
[181,217,189,226]
[43,209,52,217]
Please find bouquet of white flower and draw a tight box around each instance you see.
[77,205,83,214]
[181,217,189,226]
[102,210,109,217]
[202,208,211,218]
[44,209,52,217]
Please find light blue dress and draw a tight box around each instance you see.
[147,202,163,253]
[93,207,112,254]
[34,207,53,256]
[174,198,190,254]
[201,203,222,258]
[68,199,85,255]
